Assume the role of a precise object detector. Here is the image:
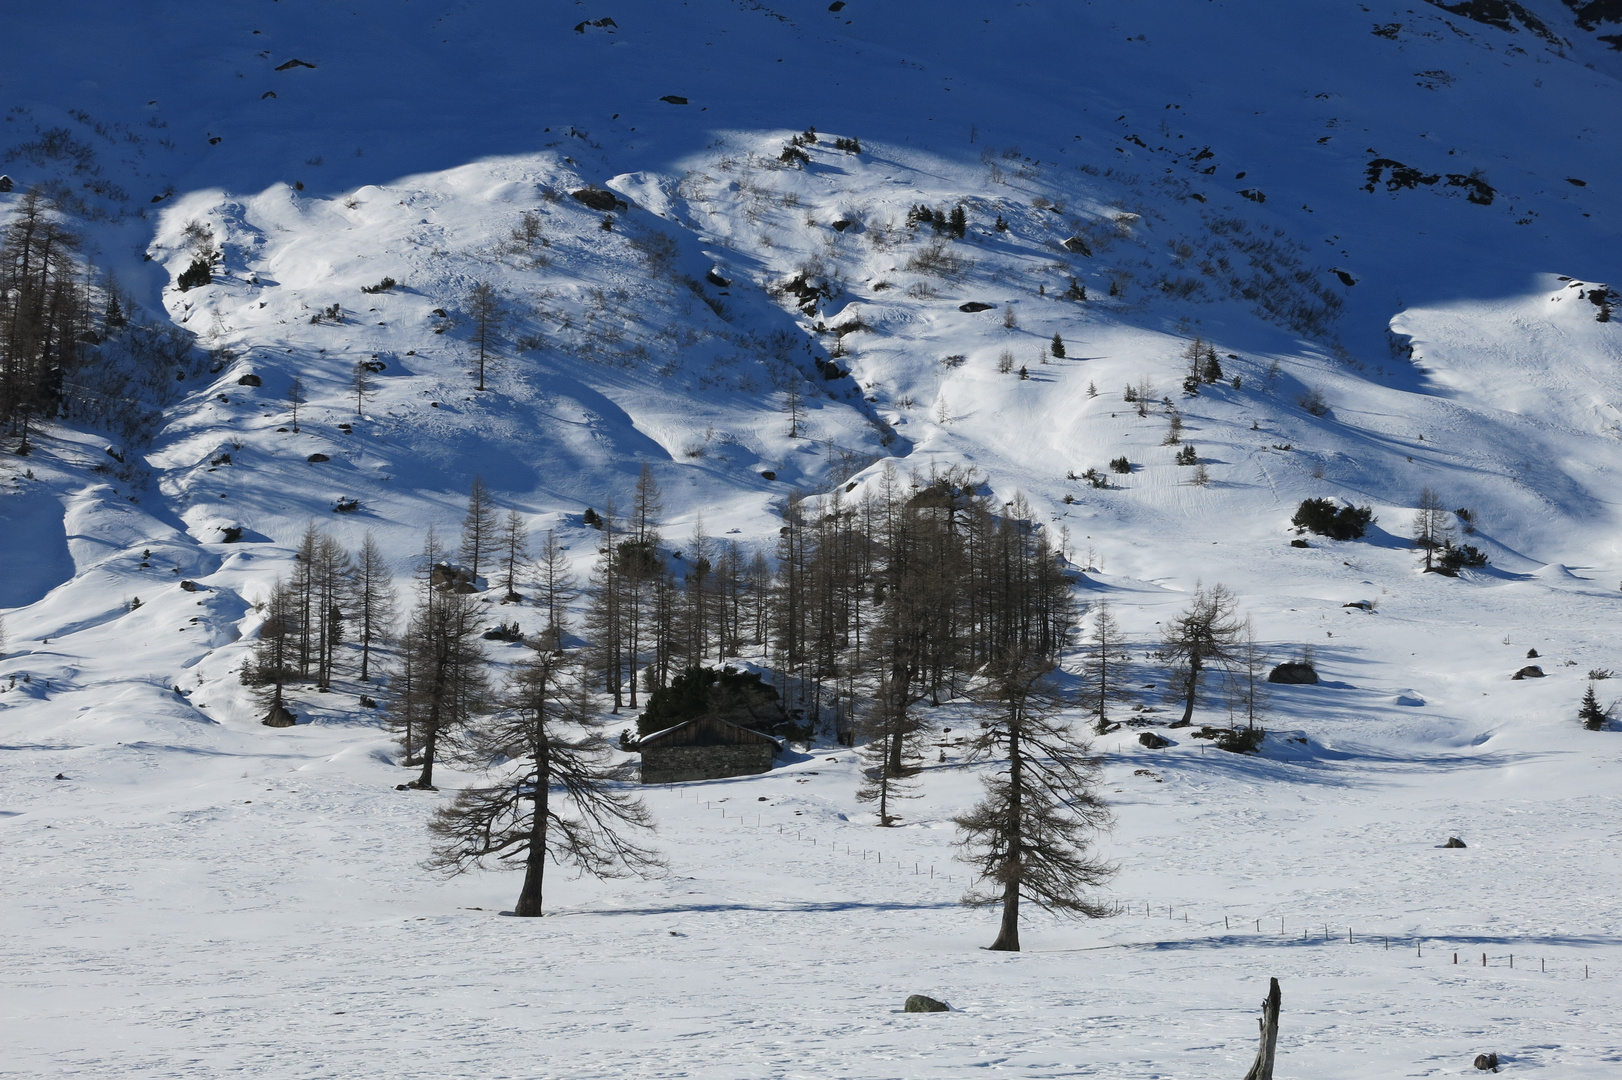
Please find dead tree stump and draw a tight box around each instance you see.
[1242,978,1282,1080]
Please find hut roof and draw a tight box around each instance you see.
[639,714,781,749]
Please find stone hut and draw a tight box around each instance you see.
[639,715,779,784]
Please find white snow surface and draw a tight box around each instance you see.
[4,2,1622,1076]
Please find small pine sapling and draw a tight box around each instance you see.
[1579,682,1613,730]
[1051,333,1066,359]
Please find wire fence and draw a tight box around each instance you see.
[669,783,1606,982]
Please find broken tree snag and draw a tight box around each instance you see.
[1242,978,1282,1080]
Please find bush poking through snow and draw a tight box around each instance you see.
[1292,498,1375,540]
[176,258,211,291]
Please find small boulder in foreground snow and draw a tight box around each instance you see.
[904,995,949,1013]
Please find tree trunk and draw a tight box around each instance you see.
[1179,653,1202,724]
[514,777,549,917]
[1242,978,1281,1080]
[989,724,1022,952]
[988,875,1021,951]
[415,723,438,789]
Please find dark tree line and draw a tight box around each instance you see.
[2,188,219,449]
[0,189,95,451]
[580,464,1071,746]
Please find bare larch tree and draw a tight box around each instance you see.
[426,650,662,916]
[954,651,1115,951]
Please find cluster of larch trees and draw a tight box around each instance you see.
[0,190,98,451]
[247,464,1284,946]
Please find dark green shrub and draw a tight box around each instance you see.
[1292,498,1374,540]
[176,259,212,291]
[1215,726,1265,754]
[637,665,782,737]
[1110,456,1131,474]
[1438,542,1488,571]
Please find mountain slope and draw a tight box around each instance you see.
[4,3,1622,1076]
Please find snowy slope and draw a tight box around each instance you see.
[4,2,1622,1076]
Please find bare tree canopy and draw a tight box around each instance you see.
[427,650,662,916]
[1162,582,1243,725]
[954,652,1116,952]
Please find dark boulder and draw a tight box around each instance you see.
[429,563,478,593]
[1473,1052,1499,1072]
[1268,662,1319,684]
[261,702,297,728]
[903,995,949,1013]
[570,188,624,212]
[0,175,13,193]
[1525,648,1539,658]
[237,373,262,386]
[1138,731,1172,749]
[1512,665,1545,680]
[219,525,243,543]
[1444,837,1467,849]
[760,470,777,481]
[306,453,330,463]
[659,94,689,105]
[1290,538,1310,548]
[178,580,202,592]
[958,301,995,313]
[705,269,732,288]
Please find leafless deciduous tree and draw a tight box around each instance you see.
[497,509,530,602]
[459,476,499,584]
[1083,600,1130,734]
[390,531,489,789]
[1229,616,1270,729]
[286,376,305,433]
[954,652,1115,952]
[350,360,377,416]
[1411,486,1453,572]
[426,650,661,916]
[466,281,505,391]
[350,531,398,682]
[534,529,577,653]
[1163,582,1243,725]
